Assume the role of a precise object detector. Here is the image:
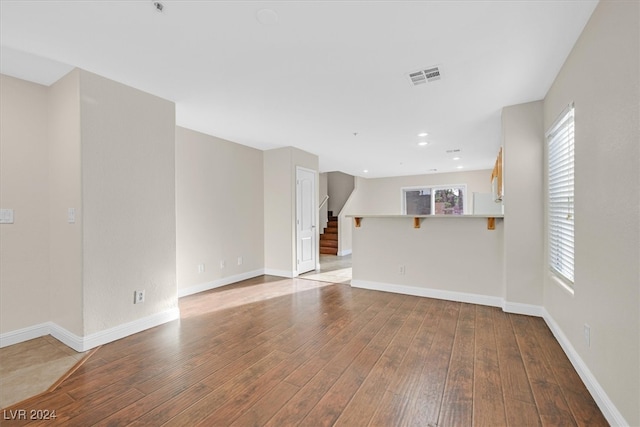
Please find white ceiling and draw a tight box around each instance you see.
[0,0,598,178]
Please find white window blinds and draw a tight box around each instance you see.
[547,104,575,284]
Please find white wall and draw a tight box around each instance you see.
[502,101,544,308]
[0,75,51,334]
[176,126,264,295]
[543,1,639,425]
[79,70,178,335]
[346,169,492,215]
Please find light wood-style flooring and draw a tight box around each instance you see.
[0,336,88,408]
[2,275,607,426]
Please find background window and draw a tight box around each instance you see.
[547,104,575,284]
[402,185,466,215]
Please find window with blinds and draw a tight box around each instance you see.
[547,104,575,284]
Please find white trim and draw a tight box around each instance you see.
[0,322,50,348]
[502,301,545,317]
[337,249,352,256]
[264,268,297,278]
[1,307,180,352]
[351,279,503,308]
[296,166,318,277]
[80,307,180,352]
[178,269,265,298]
[542,309,628,427]
[49,323,85,352]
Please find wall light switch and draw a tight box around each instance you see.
[0,209,14,224]
[68,208,76,224]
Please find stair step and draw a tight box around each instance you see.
[327,220,338,227]
[320,247,338,255]
[320,240,338,248]
[321,233,338,241]
[323,227,338,234]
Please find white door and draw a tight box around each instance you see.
[296,167,316,274]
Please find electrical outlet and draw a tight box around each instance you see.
[237,256,243,266]
[584,324,590,347]
[399,265,405,275]
[197,263,205,273]
[220,260,225,269]
[134,290,145,304]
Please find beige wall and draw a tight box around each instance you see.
[264,148,294,275]
[176,126,264,292]
[48,70,83,335]
[346,169,492,215]
[264,146,319,276]
[543,1,639,425]
[319,172,328,231]
[502,101,544,308]
[327,171,354,215]
[79,70,177,335]
[1,70,177,343]
[0,75,51,333]
[352,216,504,299]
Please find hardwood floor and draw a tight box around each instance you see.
[2,276,607,426]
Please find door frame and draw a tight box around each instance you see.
[295,166,318,275]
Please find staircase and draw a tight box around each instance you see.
[320,211,338,255]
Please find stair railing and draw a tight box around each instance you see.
[319,195,329,209]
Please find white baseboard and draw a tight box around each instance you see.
[80,307,180,352]
[0,308,180,353]
[264,268,297,278]
[0,322,50,348]
[502,301,545,317]
[49,323,85,352]
[351,279,503,308]
[337,249,352,256]
[178,269,265,298]
[542,309,628,427]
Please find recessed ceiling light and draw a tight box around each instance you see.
[418,141,428,146]
[453,156,461,160]
[417,132,428,137]
[363,169,369,173]
[456,165,464,169]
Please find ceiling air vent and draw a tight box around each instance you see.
[407,66,442,86]
[446,149,461,153]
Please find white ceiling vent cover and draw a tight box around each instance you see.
[407,66,442,86]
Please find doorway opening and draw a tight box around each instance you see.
[299,253,352,285]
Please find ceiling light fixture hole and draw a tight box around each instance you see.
[257,9,279,25]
